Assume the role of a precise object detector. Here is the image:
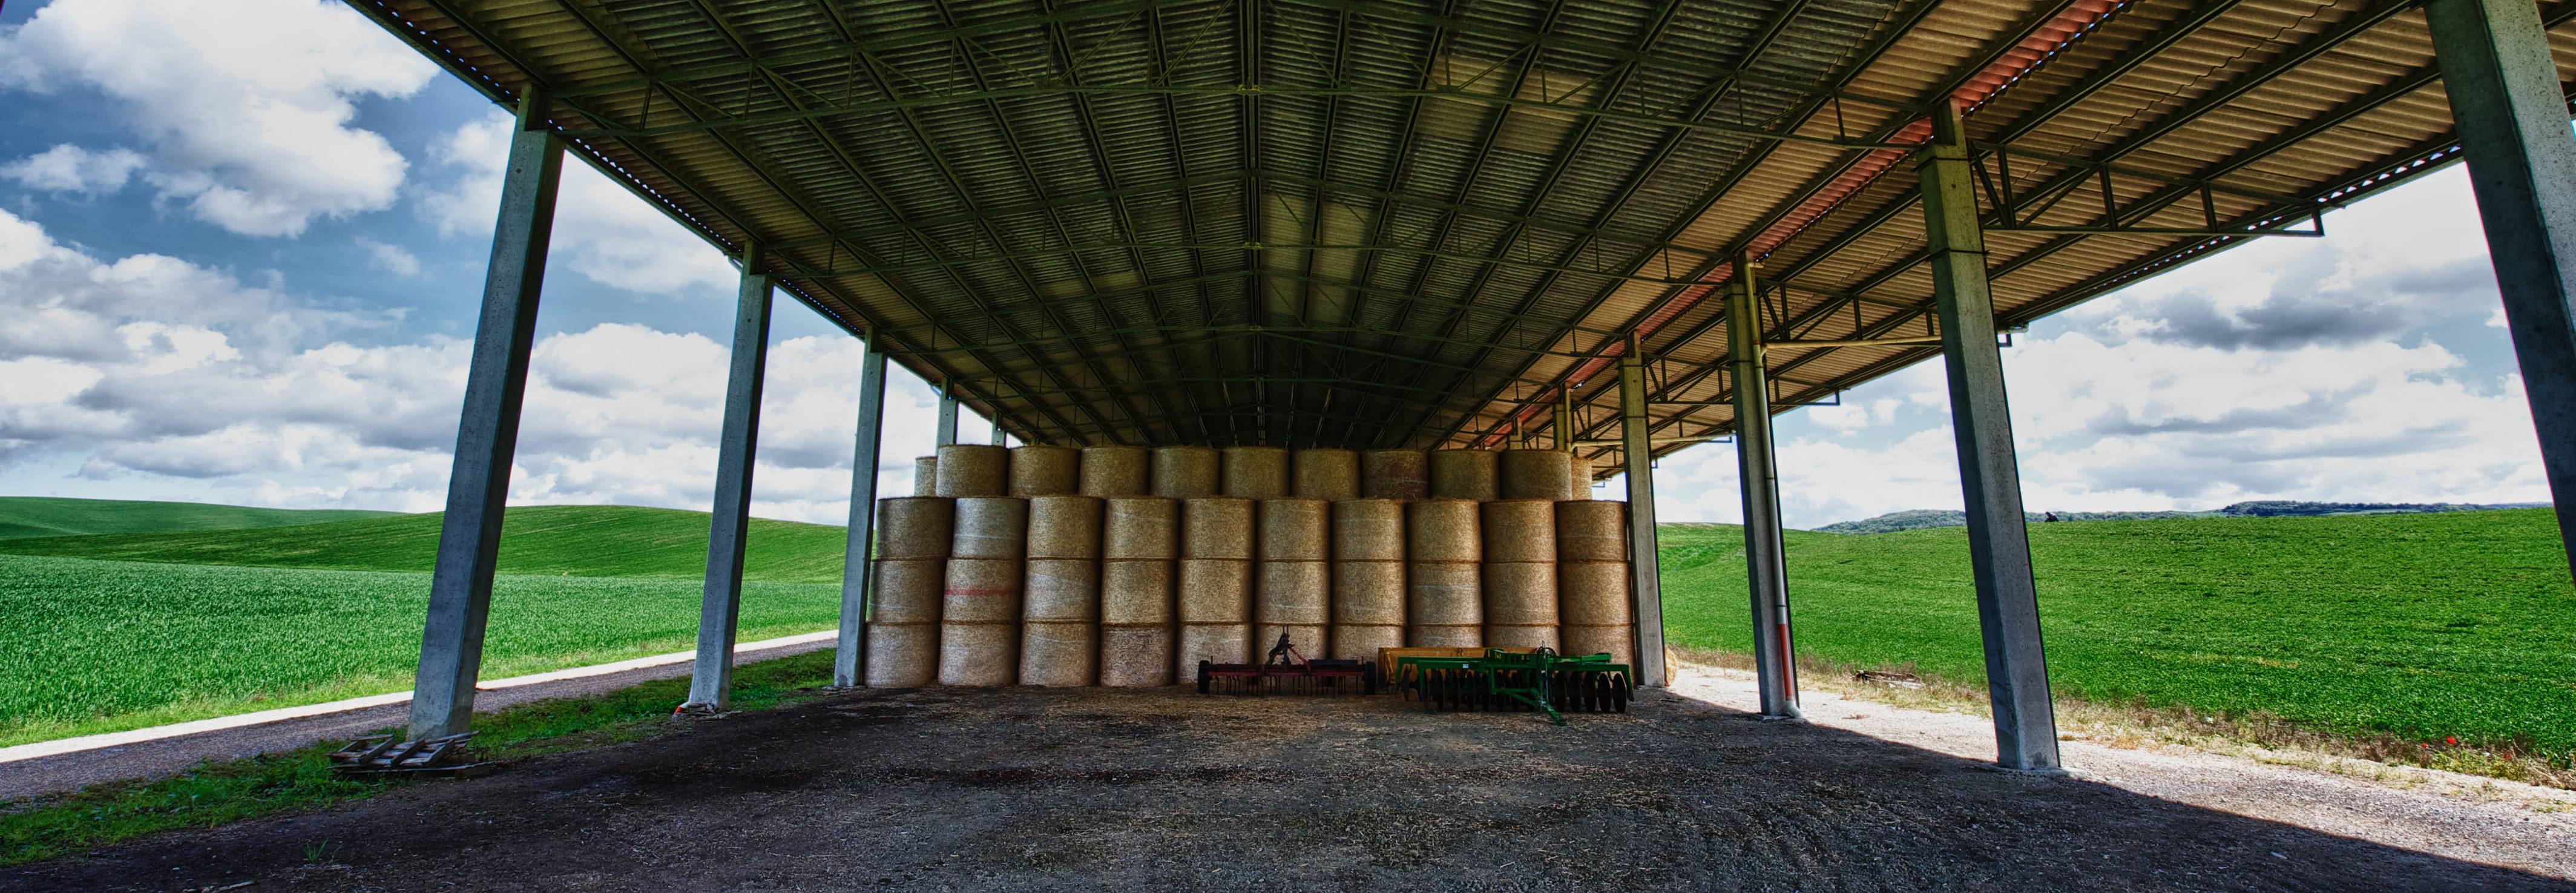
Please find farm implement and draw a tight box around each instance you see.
[1395,648,1631,725]
[1197,633,1378,696]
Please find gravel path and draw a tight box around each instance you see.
[6,664,2569,892]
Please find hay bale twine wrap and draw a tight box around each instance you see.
[1567,455,1594,499]
[1481,561,1560,650]
[1221,446,1292,499]
[1499,448,1576,501]
[1428,449,1500,501]
[1099,495,1178,687]
[933,444,1008,496]
[1479,500,1558,562]
[1554,500,1628,561]
[1255,559,1330,656]
[1008,445,1080,496]
[864,557,944,687]
[1019,557,1100,687]
[1152,446,1221,499]
[1176,557,1252,673]
[938,556,1022,686]
[1078,446,1151,497]
[875,496,955,560]
[1558,559,1633,665]
[1405,561,1482,648]
[913,456,939,496]
[1291,449,1360,501]
[1360,449,1429,500]
[949,497,1029,559]
[1181,497,1255,560]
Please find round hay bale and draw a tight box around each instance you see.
[1329,624,1403,662]
[1567,454,1594,499]
[1257,498,1329,561]
[1177,624,1250,674]
[1405,559,1481,646]
[1360,449,1429,500]
[1560,624,1634,665]
[939,556,1022,623]
[1480,500,1557,563]
[869,558,945,625]
[1100,559,1174,625]
[1025,495,1103,559]
[936,622,1017,687]
[1008,445,1080,496]
[1181,497,1255,559]
[913,456,939,496]
[1405,499,1481,563]
[1103,496,1178,560]
[1330,499,1404,562]
[1292,449,1360,501]
[933,444,1008,496]
[1330,560,1404,626]
[949,497,1029,559]
[1017,620,1097,687]
[1428,449,1499,501]
[1558,559,1631,627]
[1152,446,1221,498]
[1175,558,1252,623]
[1554,501,1628,561]
[1498,448,1576,501]
[1022,558,1100,623]
[864,622,936,687]
[1481,561,1559,626]
[1221,446,1291,499]
[1079,446,1151,496]
[1483,624,1560,651]
[875,496,954,560]
[1255,560,1329,626]
[1098,626,1174,687]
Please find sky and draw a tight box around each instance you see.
[0,0,2549,530]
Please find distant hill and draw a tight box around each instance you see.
[0,504,849,583]
[0,496,396,540]
[1814,501,2545,534]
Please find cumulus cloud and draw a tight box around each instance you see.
[355,237,422,276]
[419,111,738,295]
[2,144,147,194]
[0,0,436,236]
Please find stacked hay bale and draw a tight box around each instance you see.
[1567,454,1594,499]
[1361,449,1429,499]
[1255,499,1331,655]
[864,496,952,687]
[1405,499,1482,647]
[1481,500,1560,650]
[1009,445,1080,496]
[913,456,939,496]
[1329,498,1405,660]
[1556,501,1632,664]
[1019,495,1102,687]
[938,496,1025,685]
[933,444,1007,497]
[1079,446,1150,496]
[1177,496,1255,673]
[1499,448,1576,501]
[1098,496,1177,686]
[1221,446,1291,499]
[1292,449,1360,501]
[1152,446,1221,498]
[1428,449,1499,501]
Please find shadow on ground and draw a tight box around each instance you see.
[5,684,2564,892]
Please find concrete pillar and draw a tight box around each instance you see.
[1727,252,1800,719]
[833,337,890,687]
[935,389,960,446]
[1554,389,1577,450]
[2427,0,2576,571]
[1618,334,1669,688]
[683,245,775,712]
[407,90,561,742]
[1919,100,2060,771]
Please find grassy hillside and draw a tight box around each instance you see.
[0,504,849,583]
[0,496,393,540]
[1660,509,2575,760]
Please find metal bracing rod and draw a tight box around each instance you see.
[833,337,889,687]
[1728,252,1799,720]
[2426,0,2576,576]
[1618,332,1669,690]
[407,90,561,743]
[685,245,775,713]
[1920,102,2059,772]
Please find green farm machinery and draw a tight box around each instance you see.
[1394,648,1632,725]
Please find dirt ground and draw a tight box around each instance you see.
[8,671,2572,892]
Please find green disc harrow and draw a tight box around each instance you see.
[1395,648,1631,725]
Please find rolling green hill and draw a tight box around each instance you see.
[0,496,394,540]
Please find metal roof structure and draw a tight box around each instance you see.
[348,0,2576,473]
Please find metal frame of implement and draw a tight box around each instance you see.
[1197,633,1379,696]
[1398,648,1633,726]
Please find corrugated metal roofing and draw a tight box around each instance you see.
[347,0,2576,473]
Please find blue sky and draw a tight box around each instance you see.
[0,0,2548,529]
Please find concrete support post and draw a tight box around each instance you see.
[407,90,561,742]
[833,337,890,687]
[1727,252,1800,719]
[1618,334,1669,688]
[683,245,775,712]
[1554,390,1576,451]
[2427,0,2576,571]
[935,389,960,446]
[1919,100,2060,771]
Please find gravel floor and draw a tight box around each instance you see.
[7,667,2571,892]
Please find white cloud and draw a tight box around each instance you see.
[421,111,738,295]
[355,237,422,276]
[2,144,146,194]
[0,0,436,236]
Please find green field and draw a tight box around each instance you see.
[0,496,392,540]
[1661,509,2575,762]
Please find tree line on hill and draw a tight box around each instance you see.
[1811,501,2547,535]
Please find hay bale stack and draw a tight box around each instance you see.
[913,456,939,496]
[1428,449,1499,501]
[1481,499,1559,650]
[1078,446,1151,497]
[1019,495,1101,687]
[1330,499,1405,660]
[1255,499,1330,656]
[1152,446,1221,499]
[938,496,1025,686]
[1099,496,1178,687]
[933,444,1008,496]
[864,496,951,687]
[1177,497,1255,673]
[1221,446,1291,499]
[1008,445,1080,496]
[1360,449,1429,500]
[1556,500,1631,664]
[1405,499,1482,647]
[1499,448,1576,501]
[1567,454,1594,499]
[1292,449,1360,501]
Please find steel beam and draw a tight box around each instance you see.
[407,90,561,742]
[834,337,890,687]
[683,246,775,712]
[1619,334,1669,688]
[936,390,959,446]
[1919,102,2060,771]
[1727,252,1799,719]
[2426,0,2576,573]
